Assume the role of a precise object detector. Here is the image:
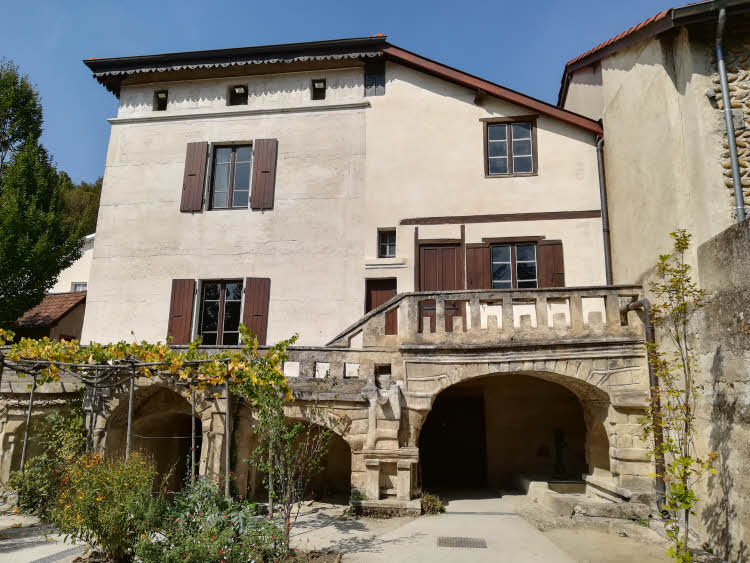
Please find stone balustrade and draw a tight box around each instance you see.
[328,285,644,348]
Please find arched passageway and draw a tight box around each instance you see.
[419,373,593,492]
[105,387,202,492]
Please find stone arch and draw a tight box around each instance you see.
[103,383,206,491]
[412,368,615,491]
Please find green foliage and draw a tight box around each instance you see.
[638,229,717,563]
[0,58,42,173]
[51,453,167,561]
[134,477,294,563]
[350,489,367,502]
[59,173,102,236]
[7,405,86,517]
[421,492,446,514]
[0,138,84,329]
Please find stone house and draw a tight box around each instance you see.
[559,1,750,559]
[3,37,657,519]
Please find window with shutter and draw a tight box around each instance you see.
[180,142,208,212]
[537,240,565,287]
[250,139,278,210]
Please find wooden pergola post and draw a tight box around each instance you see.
[19,374,37,474]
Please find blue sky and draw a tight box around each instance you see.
[1,0,676,183]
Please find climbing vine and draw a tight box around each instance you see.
[639,230,718,562]
[0,325,296,402]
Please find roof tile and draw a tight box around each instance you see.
[18,292,86,328]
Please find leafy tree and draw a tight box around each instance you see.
[0,60,84,329]
[59,173,102,236]
[639,230,718,562]
[0,59,42,174]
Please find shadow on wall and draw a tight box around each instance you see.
[701,345,749,562]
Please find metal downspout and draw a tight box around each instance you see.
[716,8,746,223]
[596,136,613,284]
[622,298,668,517]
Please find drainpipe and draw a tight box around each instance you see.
[621,298,668,517]
[716,7,746,223]
[596,136,613,284]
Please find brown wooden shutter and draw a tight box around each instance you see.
[243,277,271,345]
[537,240,565,287]
[167,279,195,344]
[466,245,491,289]
[180,142,208,212]
[250,139,278,210]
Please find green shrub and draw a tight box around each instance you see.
[350,489,367,502]
[51,453,166,561]
[134,477,294,563]
[7,408,86,517]
[421,492,446,514]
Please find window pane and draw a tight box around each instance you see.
[233,189,249,208]
[488,158,508,174]
[512,140,532,156]
[518,280,538,289]
[215,147,232,163]
[233,162,251,190]
[487,124,507,141]
[513,156,533,173]
[201,333,217,345]
[492,263,511,281]
[491,245,510,262]
[488,141,507,157]
[511,122,531,139]
[235,146,252,162]
[223,301,241,332]
[222,332,239,345]
[201,302,219,331]
[516,244,536,262]
[214,163,230,190]
[204,283,220,300]
[225,282,242,301]
[517,262,537,280]
[379,231,396,257]
[212,190,228,208]
[492,280,512,289]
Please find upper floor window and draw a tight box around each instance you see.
[211,145,251,209]
[484,119,537,176]
[378,230,396,258]
[198,280,242,345]
[491,243,538,289]
[72,282,87,292]
[229,85,248,106]
[153,90,168,111]
[311,78,326,100]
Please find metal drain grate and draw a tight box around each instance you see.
[437,536,487,549]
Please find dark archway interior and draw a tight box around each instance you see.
[106,388,202,492]
[307,425,352,501]
[419,373,588,492]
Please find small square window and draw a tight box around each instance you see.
[153,90,168,111]
[229,85,248,106]
[378,230,396,258]
[485,120,536,176]
[311,78,326,100]
[72,282,87,292]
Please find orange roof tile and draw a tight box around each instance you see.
[18,292,86,328]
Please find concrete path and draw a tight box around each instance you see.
[0,513,84,563]
[340,493,575,563]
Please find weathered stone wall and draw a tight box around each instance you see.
[713,19,750,215]
[692,219,750,562]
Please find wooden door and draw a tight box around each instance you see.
[418,244,464,332]
[365,278,397,335]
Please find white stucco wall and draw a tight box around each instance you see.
[563,63,603,121]
[50,234,95,293]
[599,30,731,283]
[82,62,604,345]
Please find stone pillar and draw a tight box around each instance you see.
[397,460,413,501]
[365,459,380,500]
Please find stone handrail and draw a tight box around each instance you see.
[327,285,645,347]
